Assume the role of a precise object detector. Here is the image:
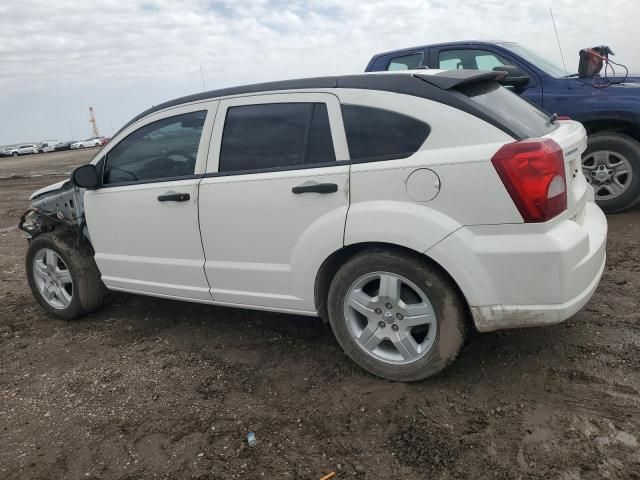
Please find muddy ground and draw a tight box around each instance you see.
[1,151,639,480]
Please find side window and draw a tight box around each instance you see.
[219,103,336,173]
[103,111,206,184]
[438,49,513,71]
[341,105,430,162]
[387,53,423,71]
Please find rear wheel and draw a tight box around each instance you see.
[26,233,106,320]
[12,152,18,157]
[582,133,640,213]
[327,249,466,381]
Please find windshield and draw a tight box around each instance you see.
[498,43,571,78]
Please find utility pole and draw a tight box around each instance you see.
[89,107,100,137]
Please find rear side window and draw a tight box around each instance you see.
[459,82,556,137]
[388,53,423,71]
[341,105,430,162]
[219,103,336,173]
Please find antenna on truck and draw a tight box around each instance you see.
[549,8,570,80]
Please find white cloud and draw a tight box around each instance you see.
[0,0,638,143]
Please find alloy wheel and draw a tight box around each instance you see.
[343,271,437,365]
[32,248,73,309]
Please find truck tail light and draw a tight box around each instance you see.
[491,138,567,223]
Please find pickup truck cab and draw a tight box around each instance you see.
[20,70,606,381]
[366,41,640,212]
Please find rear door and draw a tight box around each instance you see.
[198,93,350,313]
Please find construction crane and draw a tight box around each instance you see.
[89,107,100,137]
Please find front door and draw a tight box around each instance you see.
[198,93,350,314]
[84,103,217,301]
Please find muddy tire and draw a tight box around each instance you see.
[583,133,640,213]
[26,233,106,320]
[327,248,467,382]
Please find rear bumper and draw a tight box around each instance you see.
[470,252,605,331]
[427,201,607,332]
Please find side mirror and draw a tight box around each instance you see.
[71,164,99,189]
[493,65,531,88]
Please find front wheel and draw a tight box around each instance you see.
[327,249,467,381]
[26,233,107,320]
[582,133,640,213]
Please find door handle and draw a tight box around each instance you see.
[292,182,338,194]
[157,192,190,202]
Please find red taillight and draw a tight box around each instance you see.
[557,116,571,121]
[491,138,567,223]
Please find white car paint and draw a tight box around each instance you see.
[30,180,68,200]
[68,72,606,332]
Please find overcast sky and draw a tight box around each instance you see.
[0,0,638,145]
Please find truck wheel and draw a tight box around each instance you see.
[327,248,467,382]
[582,133,640,213]
[12,152,18,157]
[26,233,106,320]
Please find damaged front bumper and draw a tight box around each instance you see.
[18,182,88,241]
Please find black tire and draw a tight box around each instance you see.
[327,248,467,382]
[583,133,640,213]
[12,152,18,157]
[26,233,106,320]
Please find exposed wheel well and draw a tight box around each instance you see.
[314,242,470,324]
[583,119,640,143]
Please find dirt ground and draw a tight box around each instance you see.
[1,151,639,480]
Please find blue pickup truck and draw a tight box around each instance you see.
[366,41,640,212]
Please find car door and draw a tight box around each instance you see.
[198,93,350,314]
[432,47,543,107]
[83,102,218,301]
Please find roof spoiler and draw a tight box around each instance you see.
[413,70,505,90]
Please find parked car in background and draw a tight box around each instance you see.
[20,70,606,381]
[70,137,103,149]
[366,40,640,213]
[54,141,75,152]
[99,137,110,145]
[41,140,60,153]
[4,144,39,156]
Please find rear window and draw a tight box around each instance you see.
[342,105,430,162]
[458,82,557,138]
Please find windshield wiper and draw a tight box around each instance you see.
[564,73,580,78]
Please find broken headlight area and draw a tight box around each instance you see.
[18,208,60,238]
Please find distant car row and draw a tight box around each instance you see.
[0,137,110,157]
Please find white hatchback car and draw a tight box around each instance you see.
[20,70,607,381]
